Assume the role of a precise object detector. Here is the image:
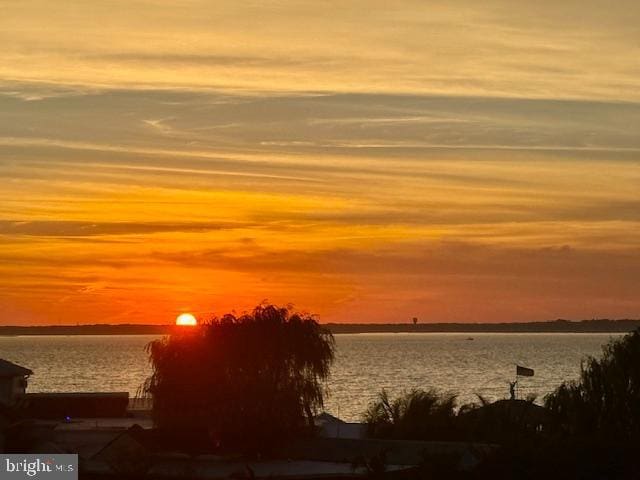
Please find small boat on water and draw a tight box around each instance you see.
[466,337,474,341]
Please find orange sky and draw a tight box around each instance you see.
[1,1,639,324]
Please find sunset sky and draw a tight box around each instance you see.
[1,0,639,324]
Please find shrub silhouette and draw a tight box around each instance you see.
[143,304,335,453]
[363,388,458,440]
[545,328,640,440]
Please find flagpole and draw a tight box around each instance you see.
[514,365,535,400]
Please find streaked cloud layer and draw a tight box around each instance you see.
[1,1,639,323]
[3,0,640,100]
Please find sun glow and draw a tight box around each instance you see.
[176,313,198,326]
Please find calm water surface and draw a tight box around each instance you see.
[0,333,619,421]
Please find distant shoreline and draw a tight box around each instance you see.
[0,319,639,336]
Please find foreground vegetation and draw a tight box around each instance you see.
[545,328,640,440]
[144,304,334,453]
[142,309,640,477]
[363,329,640,478]
[364,388,459,441]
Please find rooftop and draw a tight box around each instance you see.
[0,358,33,377]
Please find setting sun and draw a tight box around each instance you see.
[176,313,198,326]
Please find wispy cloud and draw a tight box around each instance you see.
[0,220,249,237]
[2,1,639,99]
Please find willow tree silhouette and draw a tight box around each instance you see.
[144,304,335,453]
[545,328,640,440]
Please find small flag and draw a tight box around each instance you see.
[516,365,534,377]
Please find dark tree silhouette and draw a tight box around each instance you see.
[545,328,640,440]
[363,388,458,440]
[143,304,335,453]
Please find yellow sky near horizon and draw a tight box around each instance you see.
[1,1,639,324]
